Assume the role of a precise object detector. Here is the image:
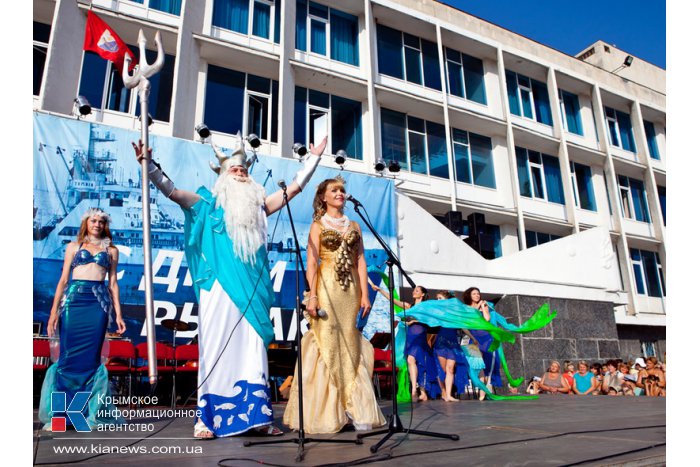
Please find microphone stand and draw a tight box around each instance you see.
[348,197,459,453]
[244,182,359,462]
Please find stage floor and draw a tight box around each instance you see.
[33,395,666,466]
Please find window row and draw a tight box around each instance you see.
[630,248,665,298]
[380,108,496,187]
[213,0,281,43]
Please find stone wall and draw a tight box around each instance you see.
[495,295,620,384]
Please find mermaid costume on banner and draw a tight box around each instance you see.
[39,246,123,430]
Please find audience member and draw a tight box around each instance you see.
[538,360,570,394]
[572,361,597,396]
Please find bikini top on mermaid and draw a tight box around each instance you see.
[71,244,112,270]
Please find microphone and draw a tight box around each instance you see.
[316,309,327,318]
[346,194,362,207]
[277,179,287,189]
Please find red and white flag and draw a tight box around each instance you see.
[83,10,135,72]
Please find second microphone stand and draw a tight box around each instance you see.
[243,183,359,462]
[347,196,459,453]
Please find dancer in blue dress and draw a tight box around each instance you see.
[433,291,468,401]
[463,287,502,398]
[369,282,440,401]
[39,208,126,430]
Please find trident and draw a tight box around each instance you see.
[122,29,164,386]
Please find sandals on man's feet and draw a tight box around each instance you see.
[193,421,215,440]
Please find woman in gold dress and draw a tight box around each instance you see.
[283,177,386,433]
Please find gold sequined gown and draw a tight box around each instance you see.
[283,222,386,433]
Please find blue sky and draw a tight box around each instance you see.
[440,1,666,69]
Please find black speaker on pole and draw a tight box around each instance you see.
[444,210,463,236]
[466,212,486,253]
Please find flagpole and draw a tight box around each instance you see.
[123,30,164,387]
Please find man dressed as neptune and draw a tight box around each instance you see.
[133,135,326,439]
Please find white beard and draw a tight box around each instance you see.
[212,174,267,264]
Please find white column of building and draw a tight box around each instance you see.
[435,25,458,211]
[277,0,297,158]
[170,0,206,139]
[630,101,666,272]
[40,0,87,115]
[495,48,527,250]
[546,68,580,234]
[363,0,383,173]
[591,84,638,316]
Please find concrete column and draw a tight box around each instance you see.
[546,68,579,233]
[495,48,526,250]
[170,0,206,139]
[363,0,382,172]
[435,25,457,211]
[592,84,638,316]
[277,0,296,158]
[40,0,86,114]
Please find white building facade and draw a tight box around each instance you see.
[34,0,666,363]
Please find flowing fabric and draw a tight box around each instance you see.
[38,280,123,429]
[405,299,556,401]
[283,223,385,433]
[183,188,276,436]
[403,298,515,348]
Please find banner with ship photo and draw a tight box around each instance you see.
[33,113,397,346]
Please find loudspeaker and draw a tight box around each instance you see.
[465,212,486,253]
[444,210,463,236]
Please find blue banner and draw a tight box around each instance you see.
[33,113,397,344]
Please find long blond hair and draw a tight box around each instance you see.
[312,177,346,221]
[77,208,113,246]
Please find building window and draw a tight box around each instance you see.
[640,341,657,358]
[657,185,666,225]
[204,65,279,142]
[569,162,597,211]
[78,48,175,122]
[515,147,564,204]
[558,89,583,136]
[605,106,637,153]
[506,70,552,125]
[643,120,660,160]
[617,175,650,222]
[376,24,441,91]
[452,129,495,188]
[295,1,359,66]
[213,0,281,43]
[131,0,183,15]
[294,87,362,159]
[380,108,448,178]
[630,248,665,298]
[33,22,51,97]
[525,230,561,248]
[444,48,487,104]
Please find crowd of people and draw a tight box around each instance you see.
[527,357,666,396]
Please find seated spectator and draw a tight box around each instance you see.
[572,361,597,396]
[644,375,665,397]
[538,360,570,394]
[618,363,638,396]
[638,356,666,396]
[562,362,575,390]
[601,360,624,395]
[633,357,647,374]
[526,376,541,395]
[590,362,604,394]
